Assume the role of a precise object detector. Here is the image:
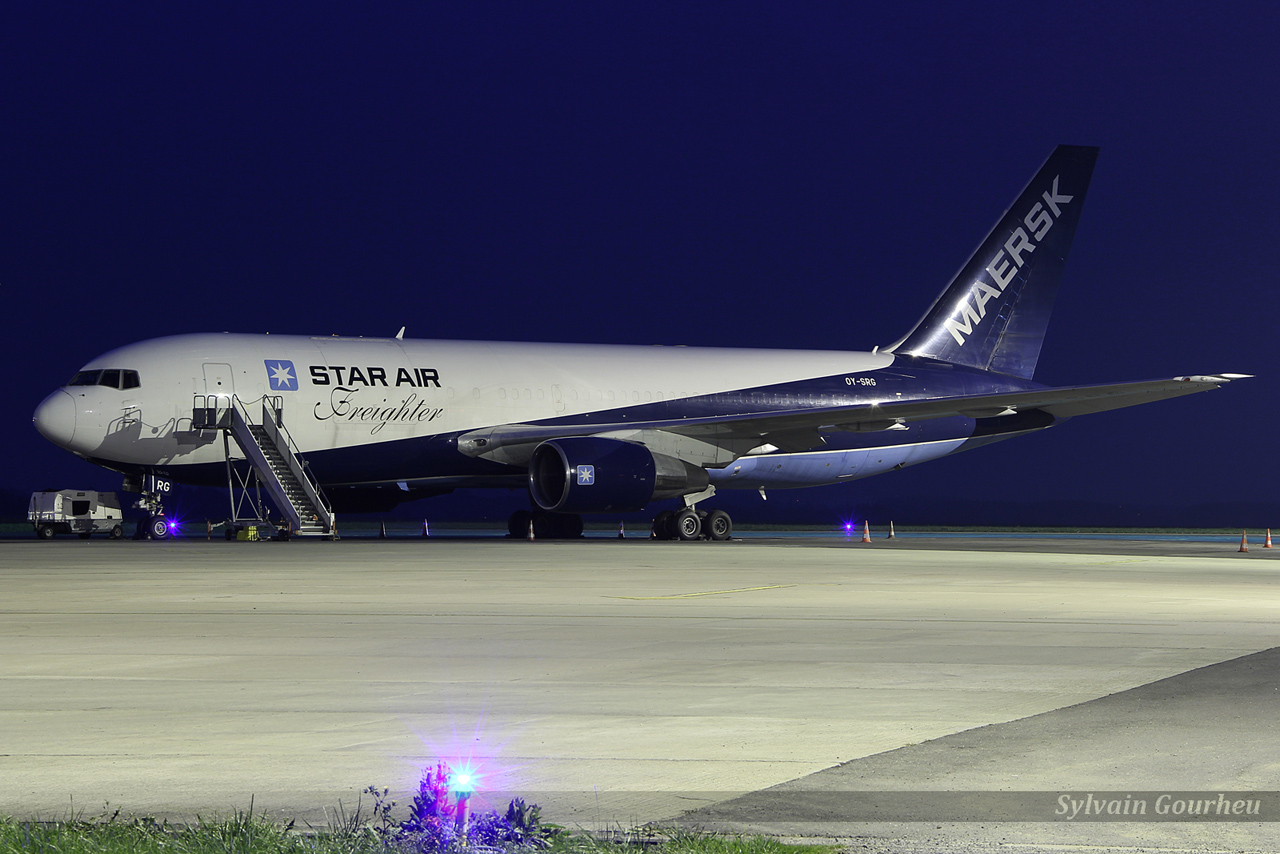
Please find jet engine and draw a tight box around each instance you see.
[528,436,709,514]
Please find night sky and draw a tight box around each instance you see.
[3,3,1276,526]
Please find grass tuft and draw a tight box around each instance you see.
[0,814,831,854]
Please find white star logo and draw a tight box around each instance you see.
[269,363,294,386]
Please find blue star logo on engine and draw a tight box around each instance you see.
[265,360,298,391]
[577,465,595,485]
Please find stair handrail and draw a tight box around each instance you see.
[226,396,298,530]
[192,392,232,430]
[257,398,335,531]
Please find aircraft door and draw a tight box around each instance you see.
[202,363,235,426]
[552,384,565,413]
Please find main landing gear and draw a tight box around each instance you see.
[507,509,584,539]
[507,488,733,542]
[650,507,733,541]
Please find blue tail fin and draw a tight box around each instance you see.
[890,145,1098,379]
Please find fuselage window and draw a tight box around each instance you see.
[67,369,141,389]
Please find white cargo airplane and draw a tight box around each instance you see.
[33,146,1246,540]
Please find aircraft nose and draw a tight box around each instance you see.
[34,390,77,447]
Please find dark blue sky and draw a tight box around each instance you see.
[3,3,1276,522]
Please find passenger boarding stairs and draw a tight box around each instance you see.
[194,395,335,537]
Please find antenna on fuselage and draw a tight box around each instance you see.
[395,326,405,340]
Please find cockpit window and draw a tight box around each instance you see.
[68,370,101,386]
[65,369,142,389]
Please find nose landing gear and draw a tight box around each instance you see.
[125,473,173,539]
[146,515,172,539]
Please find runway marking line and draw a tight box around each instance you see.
[608,584,795,600]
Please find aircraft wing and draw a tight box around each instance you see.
[675,373,1250,436]
[458,374,1248,463]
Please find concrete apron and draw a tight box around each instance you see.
[1,538,1276,849]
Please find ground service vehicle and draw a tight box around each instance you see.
[28,489,124,539]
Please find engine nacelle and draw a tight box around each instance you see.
[528,437,709,514]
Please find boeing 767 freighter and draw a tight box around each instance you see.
[33,145,1247,540]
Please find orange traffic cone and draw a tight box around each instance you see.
[379,519,387,538]
[1239,531,1249,553]
[618,521,626,539]
[887,521,896,539]
[862,521,872,544]
[1265,529,1273,549]
[422,519,430,538]
[528,519,535,541]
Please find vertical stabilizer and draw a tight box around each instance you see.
[890,145,1098,379]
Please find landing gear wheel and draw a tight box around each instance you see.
[508,510,532,538]
[109,525,123,540]
[558,514,584,539]
[531,512,559,540]
[147,515,171,540]
[652,510,674,540]
[673,508,702,541]
[37,525,55,540]
[705,509,732,541]
[524,511,583,539]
